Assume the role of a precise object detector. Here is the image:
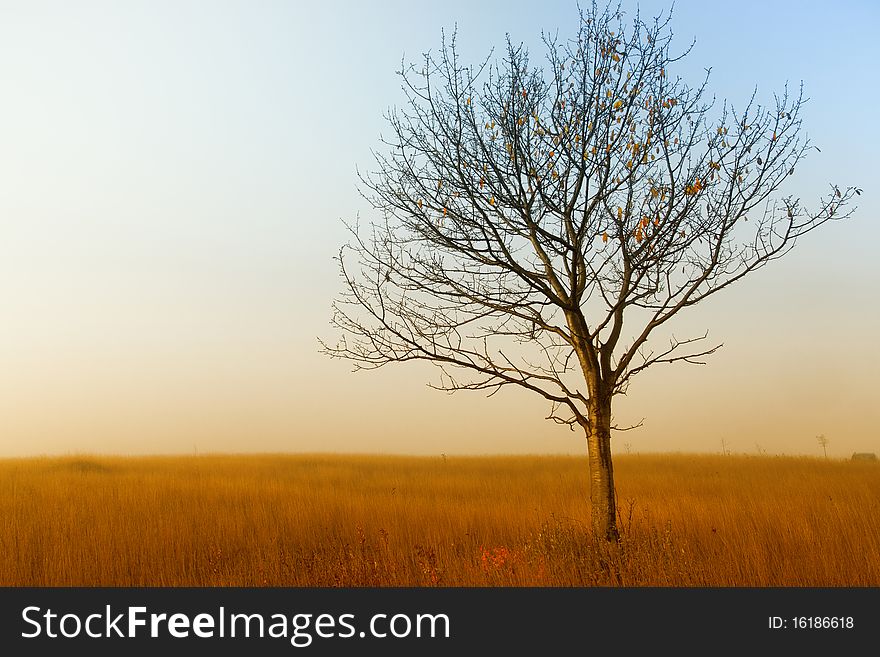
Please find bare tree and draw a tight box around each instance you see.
[817,434,829,459]
[322,2,857,541]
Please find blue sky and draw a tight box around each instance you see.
[0,0,877,457]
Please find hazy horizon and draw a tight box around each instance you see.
[1,0,878,459]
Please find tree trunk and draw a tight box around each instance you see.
[586,396,619,542]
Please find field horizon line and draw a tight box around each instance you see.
[0,450,867,463]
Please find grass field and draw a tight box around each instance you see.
[1,453,878,586]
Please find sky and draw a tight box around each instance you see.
[0,0,877,458]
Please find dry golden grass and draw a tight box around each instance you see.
[1,453,878,586]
